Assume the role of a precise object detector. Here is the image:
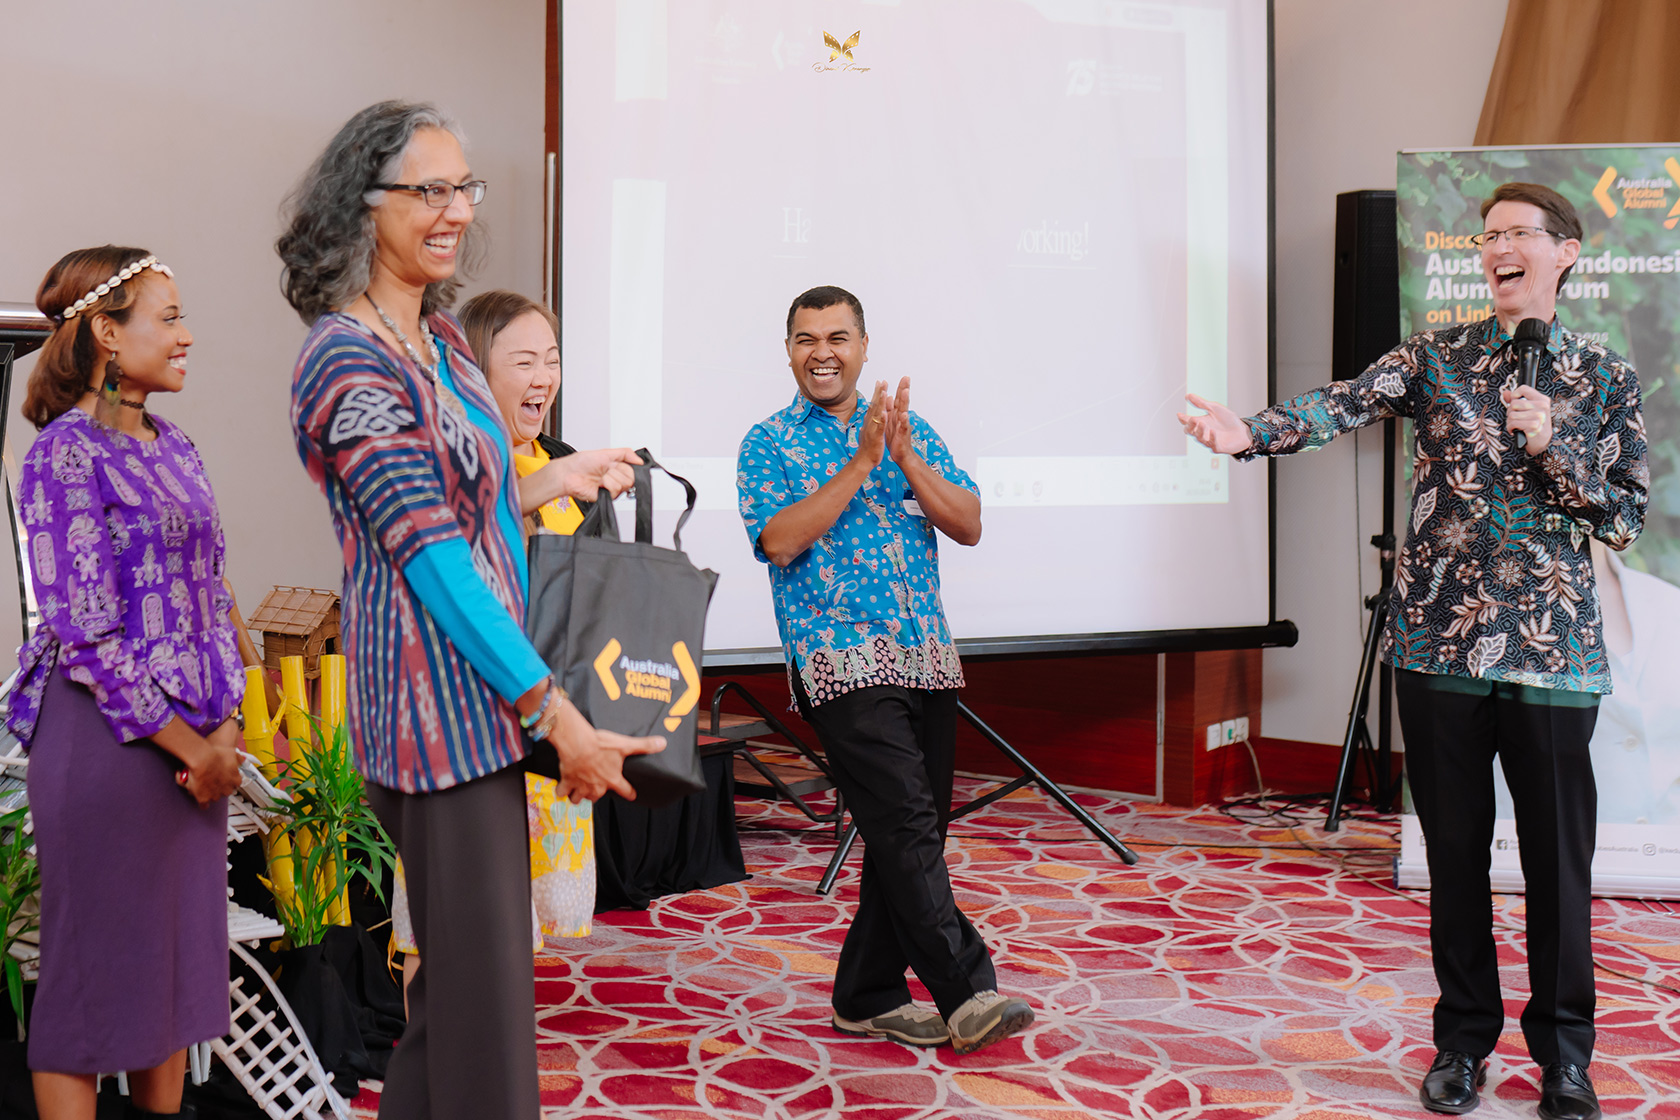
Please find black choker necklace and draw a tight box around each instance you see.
[119,399,145,411]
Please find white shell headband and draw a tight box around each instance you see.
[58,256,173,323]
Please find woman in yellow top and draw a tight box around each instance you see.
[493,296,586,535]
[392,292,622,985]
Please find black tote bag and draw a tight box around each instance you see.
[525,450,718,809]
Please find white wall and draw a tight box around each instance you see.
[1264,0,1509,744]
[0,0,546,666]
[0,0,1513,745]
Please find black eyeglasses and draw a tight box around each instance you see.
[376,179,488,208]
[1469,226,1561,248]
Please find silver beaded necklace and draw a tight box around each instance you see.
[365,293,467,420]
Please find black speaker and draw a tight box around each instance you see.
[1332,190,1400,382]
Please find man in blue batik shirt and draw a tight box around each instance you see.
[737,286,1033,1056]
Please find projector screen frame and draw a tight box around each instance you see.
[704,620,1300,669]
[555,0,1294,670]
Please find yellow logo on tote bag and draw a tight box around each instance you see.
[592,638,700,730]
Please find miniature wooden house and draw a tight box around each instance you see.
[247,586,340,679]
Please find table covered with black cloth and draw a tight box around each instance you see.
[594,751,748,911]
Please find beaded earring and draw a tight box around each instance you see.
[95,352,123,429]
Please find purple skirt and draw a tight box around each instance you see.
[25,670,230,1073]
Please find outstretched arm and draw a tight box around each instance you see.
[1178,393,1254,455]
[1181,340,1422,459]
[518,447,640,514]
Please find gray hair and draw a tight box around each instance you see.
[276,100,486,324]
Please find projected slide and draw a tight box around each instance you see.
[563,0,1271,652]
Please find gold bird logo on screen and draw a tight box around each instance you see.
[824,30,861,62]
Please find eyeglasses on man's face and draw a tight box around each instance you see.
[1470,226,1561,249]
[377,179,489,208]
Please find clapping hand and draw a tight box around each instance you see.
[1177,394,1253,455]
[855,380,892,469]
[885,377,915,466]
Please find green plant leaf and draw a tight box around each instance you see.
[261,712,395,947]
[4,958,23,1031]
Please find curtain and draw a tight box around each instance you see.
[1476,0,1680,145]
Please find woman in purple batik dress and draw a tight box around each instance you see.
[9,246,245,1120]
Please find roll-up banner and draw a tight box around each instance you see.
[1394,145,1680,899]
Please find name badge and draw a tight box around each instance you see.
[903,498,925,518]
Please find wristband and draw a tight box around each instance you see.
[519,679,556,730]
[530,686,567,742]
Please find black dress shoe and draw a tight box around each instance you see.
[1538,1064,1600,1120]
[1420,1050,1489,1114]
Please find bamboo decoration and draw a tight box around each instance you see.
[279,655,320,920]
[240,666,283,781]
[243,666,297,915]
[279,657,313,777]
[273,655,341,928]
[318,654,345,730]
[252,653,386,941]
[318,655,351,928]
[246,586,339,680]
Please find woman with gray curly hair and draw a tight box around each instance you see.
[278,101,662,1119]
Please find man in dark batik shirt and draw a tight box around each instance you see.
[1180,183,1647,1120]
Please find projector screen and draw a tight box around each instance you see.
[561,0,1273,658]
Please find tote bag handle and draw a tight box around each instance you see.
[575,449,699,551]
[631,448,698,550]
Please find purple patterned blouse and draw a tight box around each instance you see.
[6,408,244,746]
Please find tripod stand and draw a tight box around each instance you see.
[815,699,1140,894]
[1325,417,1404,831]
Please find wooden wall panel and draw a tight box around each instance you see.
[955,655,1160,797]
[700,650,1384,809]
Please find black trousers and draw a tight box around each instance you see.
[365,763,539,1120]
[797,682,997,1020]
[1396,671,1600,1066]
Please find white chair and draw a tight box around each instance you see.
[213,940,351,1120]
[212,758,352,1120]
[0,732,351,1119]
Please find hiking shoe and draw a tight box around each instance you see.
[946,990,1034,1055]
[832,1003,949,1047]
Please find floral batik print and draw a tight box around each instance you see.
[737,391,974,705]
[526,773,594,939]
[7,409,244,745]
[389,769,591,956]
[1242,316,1648,693]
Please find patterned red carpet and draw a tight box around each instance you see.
[351,779,1680,1119]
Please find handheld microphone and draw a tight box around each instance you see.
[1510,317,1549,452]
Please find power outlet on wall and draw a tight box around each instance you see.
[1206,716,1252,751]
